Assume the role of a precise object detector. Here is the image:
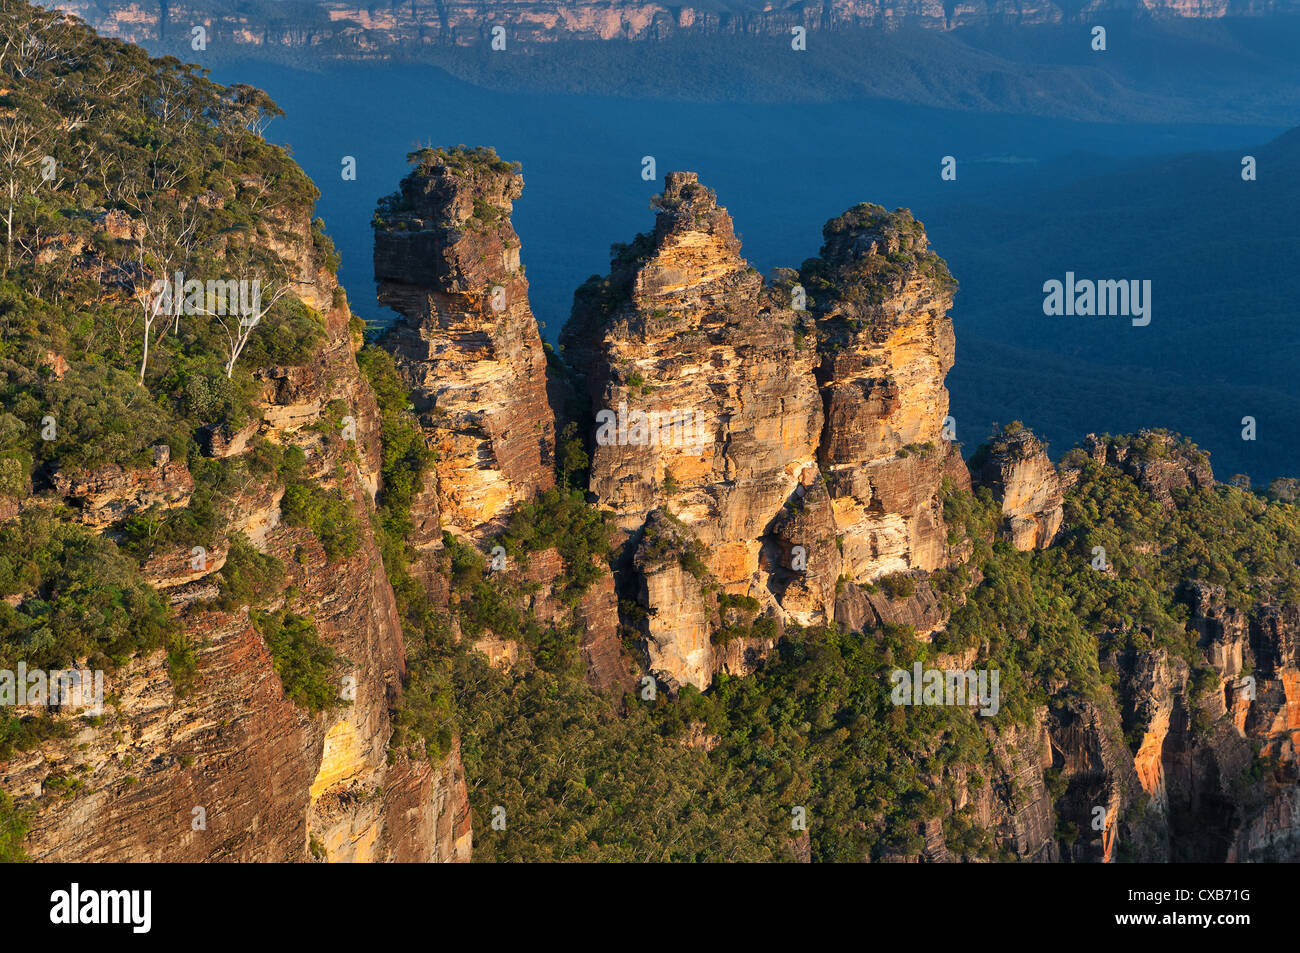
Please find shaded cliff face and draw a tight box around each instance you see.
[0,206,469,863]
[1037,446,1300,862]
[374,148,556,541]
[802,204,959,583]
[1159,583,1300,860]
[1054,575,1300,864]
[895,448,1300,864]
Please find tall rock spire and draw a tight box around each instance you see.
[803,203,961,581]
[565,181,963,690]
[374,147,556,541]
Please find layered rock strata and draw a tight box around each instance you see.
[1,201,470,863]
[59,0,1289,53]
[565,175,962,689]
[801,203,960,583]
[374,149,556,541]
[974,426,1064,550]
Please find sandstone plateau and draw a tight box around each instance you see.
[56,0,1298,54]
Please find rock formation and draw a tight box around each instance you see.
[4,3,1297,860]
[974,426,1064,550]
[1080,430,1213,507]
[565,172,823,689]
[374,147,556,541]
[370,148,636,693]
[802,203,961,582]
[564,175,964,690]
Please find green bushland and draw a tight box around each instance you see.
[0,11,329,481]
[0,5,355,732]
[0,790,30,862]
[252,609,349,714]
[499,487,615,604]
[439,433,1300,860]
[280,480,360,562]
[356,344,455,761]
[0,511,189,681]
[410,145,521,178]
[213,533,284,611]
[356,346,429,542]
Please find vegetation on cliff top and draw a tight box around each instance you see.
[408,145,521,178]
[0,2,364,758]
[800,204,957,315]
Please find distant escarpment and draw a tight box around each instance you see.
[58,0,1300,53]
[56,1,1300,123]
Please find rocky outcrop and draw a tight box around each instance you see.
[574,568,634,692]
[1,199,470,863]
[1081,430,1214,507]
[970,713,1059,862]
[375,148,555,540]
[763,480,841,628]
[51,444,194,529]
[835,574,946,638]
[568,170,822,556]
[633,510,714,690]
[974,427,1063,550]
[565,175,963,690]
[802,203,959,582]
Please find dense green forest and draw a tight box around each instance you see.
[932,126,1300,484]
[368,295,1300,858]
[442,463,1299,861]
